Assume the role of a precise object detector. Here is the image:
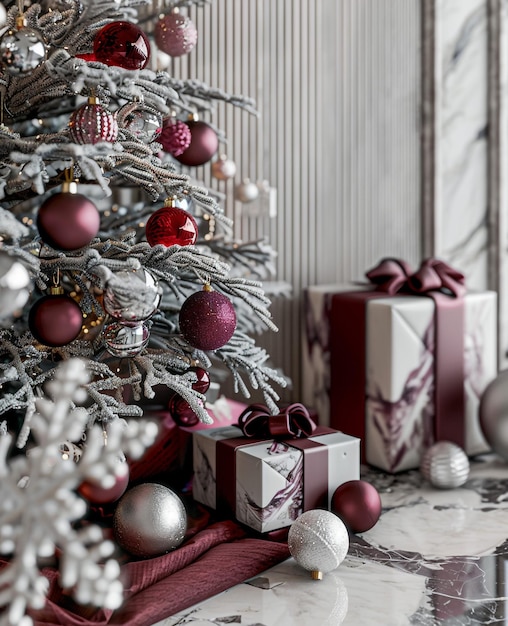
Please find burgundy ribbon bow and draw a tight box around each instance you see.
[366,257,466,298]
[238,403,317,439]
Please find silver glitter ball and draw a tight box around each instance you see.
[479,370,508,461]
[288,509,349,579]
[116,102,163,144]
[113,483,187,557]
[103,267,162,324]
[103,321,149,357]
[420,441,470,489]
[0,26,47,76]
[0,251,31,320]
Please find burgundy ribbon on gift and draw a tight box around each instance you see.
[329,257,466,459]
[216,404,331,523]
[238,402,317,439]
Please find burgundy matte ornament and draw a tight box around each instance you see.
[168,394,200,427]
[145,200,198,247]
[159,117,192,156]
[179,285,237,351]
[69,97,118,145]
[331,479,382,533]
[174,119,219,167]
[37,182,100,250]
[78,463,130,505]
[29,294,83,347]
[93,21,150,70]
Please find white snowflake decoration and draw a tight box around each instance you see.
[0,358,158,626]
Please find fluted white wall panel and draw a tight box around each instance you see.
[164,0,422,403]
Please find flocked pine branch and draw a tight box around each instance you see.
[0,358,158,626]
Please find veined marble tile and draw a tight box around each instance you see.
[434,0,489,290]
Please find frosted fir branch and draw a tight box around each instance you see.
[216,332,288,414]
[0,359,158,626]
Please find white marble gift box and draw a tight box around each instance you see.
[192,425,360,533]
[303,283,497,473]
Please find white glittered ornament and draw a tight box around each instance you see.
[113,483,187,557]
[211,154,237,181]
[288,509,349,580]
[420,441,470,489]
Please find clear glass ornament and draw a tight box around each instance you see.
[103,268,161,325]
[0,25,47,76]
[103,321,149,357]
[116,102,162,144]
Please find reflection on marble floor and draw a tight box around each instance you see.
[157,454,508,625]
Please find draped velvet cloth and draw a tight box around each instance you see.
[22,516,290,626]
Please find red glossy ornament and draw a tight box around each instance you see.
[154,9,198,58]
[93,21,150,70]
[168,394,200,427]
[190,366,210,393]
[145,204,198,247]
[29,294,83,347]
[331,480,382,533]
[175,120,219,167]
[159,117,192,156]
[179,286,237,351]
[37,183,100,250]
[79,465,130,505]
[69,98,118,144]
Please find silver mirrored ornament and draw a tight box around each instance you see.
[113,483,187,557]
[420,441,470,489]
[116,102,163,144]
[235,178,259,203]
[288,509,349,580]
[103,268,161,324]
[0,252,31,320]
[0,26,47,76]
[479,370,508,461]
[103,321,149,357]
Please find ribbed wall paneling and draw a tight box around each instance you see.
[164,0,422,405]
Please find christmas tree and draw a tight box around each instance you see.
[0,1,286,623]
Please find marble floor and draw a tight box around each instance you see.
[154,454,508,625]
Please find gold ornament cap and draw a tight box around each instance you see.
[311,570,323,581]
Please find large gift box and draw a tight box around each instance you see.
[192,404,360,532]
[303,258,497,473]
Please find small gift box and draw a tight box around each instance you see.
[192,404,360,533]
[303,258,497,473]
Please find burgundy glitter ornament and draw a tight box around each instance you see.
[159,117,192,157]
[145,200,198,247]
[175,119,219,167]
[179,285,237,351]
[29,294,83,347]
[69,97,118,144]
[93,21,150,70]
[331,479,382,533]
[154,9,198,58]
[168,394,200,427]
[37,182,100,250]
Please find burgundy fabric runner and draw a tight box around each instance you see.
[25,520,290,626]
